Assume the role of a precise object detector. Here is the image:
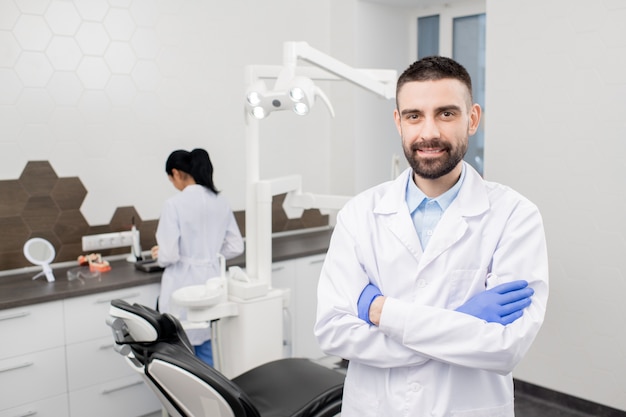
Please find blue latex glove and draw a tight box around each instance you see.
[455,280,534,325]
[357,283,382,325]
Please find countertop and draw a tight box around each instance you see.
[0,228,332,311]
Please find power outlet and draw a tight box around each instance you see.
[82,231,134,251]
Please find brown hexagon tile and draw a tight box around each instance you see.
[0,179,29,217]
[110,206,142,231]
[300,208,329,229]
[1,250,30,270]
[27,230,61,255]
[0,216,30,252]
[19,161,59,196]
[51,177,87,210]
[21,195,60,231]
[53,210,90,244]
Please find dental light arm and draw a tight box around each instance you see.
[245,41,397,287]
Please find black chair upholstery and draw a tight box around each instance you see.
[107,299,344,417]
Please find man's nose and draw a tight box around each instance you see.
[420,116,440,140]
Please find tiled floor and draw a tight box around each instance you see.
[144,392,608,417]
[515,393,597,417]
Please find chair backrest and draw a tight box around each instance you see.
[107,299,260,417]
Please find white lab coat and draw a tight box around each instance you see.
[157,184,244,345]
[315,163,548,417]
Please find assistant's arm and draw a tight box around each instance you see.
[220,211,244,260]
[155,200,181,267]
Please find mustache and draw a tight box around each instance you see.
[411,139,449,152]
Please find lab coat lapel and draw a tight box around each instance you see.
[418,163,490,270]
[374,169,423,262]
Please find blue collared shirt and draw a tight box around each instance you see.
[405,164,466,249]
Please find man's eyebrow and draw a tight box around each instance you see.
[436,104,463,113]
[400,104,462,117]
[400,108,422,116]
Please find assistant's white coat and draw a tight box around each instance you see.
[315,163,549,416]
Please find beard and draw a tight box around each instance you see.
[403,138,467,180]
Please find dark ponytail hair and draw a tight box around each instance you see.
[165,148,219,194]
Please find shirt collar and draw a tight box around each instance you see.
[406,163,466,213]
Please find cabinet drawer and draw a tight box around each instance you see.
[0,301,64,359]
[69,375,161,417]
[0,394,68,417]
[64,283,160,344]
[66,335,136,391]
[0,347,67,410]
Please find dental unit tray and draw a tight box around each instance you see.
[134,259,165,273]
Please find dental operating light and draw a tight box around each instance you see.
[245,74,335,119]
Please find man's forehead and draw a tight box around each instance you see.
[397,78,472,108]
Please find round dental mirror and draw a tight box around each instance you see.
[23,237,56,282]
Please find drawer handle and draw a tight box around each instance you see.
[95,292,141,304]
[101,379,143,394]
[12,410,37,417]
[0,311,30,321]
[0,361,34,373]
[309,258,325,265]
[99,343,114,350]
[272,266,285,272]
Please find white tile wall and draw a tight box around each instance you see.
[0,0,335,226]
[486,0,626,411]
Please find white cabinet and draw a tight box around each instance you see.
[272,253,326,359]
[0,394,69,417]
[0,283,162,417]
[64,283,162,417]
[0,301,67,414]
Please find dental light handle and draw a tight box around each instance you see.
[315,86,335,118]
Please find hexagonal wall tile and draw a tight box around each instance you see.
[0,69,23,105]
[46,37,83,71]
[47,72,84,106]
[16,88,55,122]
[13,15,52,50]
[0,32,22,67]
[131,27,160,59]
[104,8,135,41]
[0,1,20,30]
[15,0,51,14]
[21,195,60,231]
[105,74,137,106]
[0,216,29,252]
[14,52,54,87]
[76,22,110,55]
[74,0,109,22]
[105,41,136,73]
[77,56,111,89]
[0,180,28,217]
[45,1,82,36]
[51,177,87,210]
[19,161,59,196]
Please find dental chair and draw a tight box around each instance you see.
[106,299,345,417]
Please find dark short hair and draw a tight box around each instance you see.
[396,56,473,107]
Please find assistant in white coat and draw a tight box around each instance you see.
[155,148,244,365]
[315,57,548,417]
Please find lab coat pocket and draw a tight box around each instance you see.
[447,268,488,309]
[451,402,514,417]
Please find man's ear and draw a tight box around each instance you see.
[468,103,482,135]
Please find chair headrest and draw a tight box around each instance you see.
[108,299,190,347]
